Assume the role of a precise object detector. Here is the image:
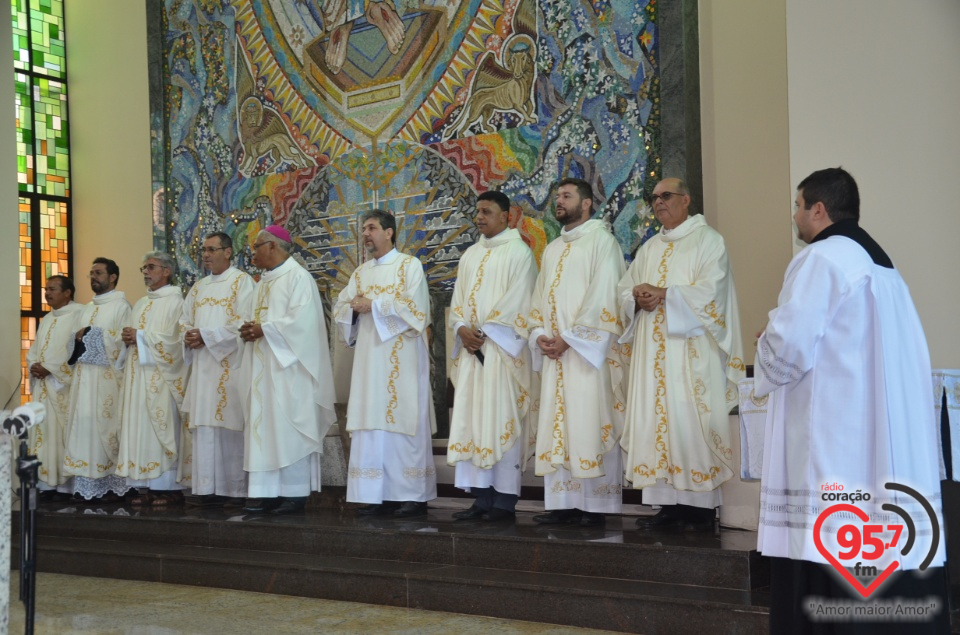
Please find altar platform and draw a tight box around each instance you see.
[12,493,772,635]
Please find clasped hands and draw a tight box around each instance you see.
[536,334,570,360]
[349,295,372,314]
[184,328,206,350]
[457,326,485,354]
[633,283,666,312]
[239,321,263,342]
[29,362,50,379]
[121,327,138,347]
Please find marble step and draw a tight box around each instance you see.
[15,535,770,635]
[22,508,768,591]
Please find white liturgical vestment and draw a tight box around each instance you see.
[180,266,254,497]
[447,228,538,494]
[26,301,83,488]
[755,235,945,570]
[63,291,132,499]
[526,220,626,513]
[618,214,745,507]
[116,285,187,490]
[244,257,336,497]
[334,248,437,504]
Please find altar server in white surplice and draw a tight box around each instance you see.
[447,191,538,522]
[619,178,745,532]
[115,251,188,506]
[180,231,254,504]
[239,225,337,515]
[26,275,82,494]
[335,209,437,518]
[526,178,626,527]
[756,168,948,634]
[63,258,133,501]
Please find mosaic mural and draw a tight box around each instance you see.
[152,0,662,429]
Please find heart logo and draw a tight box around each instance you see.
[813,503,899,598]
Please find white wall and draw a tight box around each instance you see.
[65,0,154,303]
[786,0,960,368]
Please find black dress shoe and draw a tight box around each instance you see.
[580,512,605,526]
[635,509,682,530]
[270,499,306,515]
[394,501,428,517]
[242,498,282,513]
[533,509,582,525]
[452,505,487,520]
[683,518,716,533]
[481,508,516,522]
[356,502,399,516]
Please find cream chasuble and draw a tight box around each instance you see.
[525,220,626,481]
[115,285,187,486]
[179,266,254,494]
[617,214,745,496]
[63,291,132,490]
[244,257,336,474]
[334,249,437,504]
[26,301,83,487]
[447,228,538,473]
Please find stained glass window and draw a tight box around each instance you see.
[13,0,71,402]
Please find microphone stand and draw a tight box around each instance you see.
[16,435,41,635]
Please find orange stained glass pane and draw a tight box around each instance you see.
[21,316,37,403]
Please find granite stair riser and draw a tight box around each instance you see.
[24,514,766,590]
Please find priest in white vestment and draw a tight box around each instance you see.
[334,209,437,518]
[63,258,133,501]
[26,275,83,494]
[180,231,254,504]
[115,252,188,506]
[618,178,745,531]
[239,225,337,515]
[447,191,538,522]
[525,178,626,526]
[755,168,948,634]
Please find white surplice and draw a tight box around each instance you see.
[525,220,626,513]
[115,285,187,491]
[755,235,945,570]
[244,257,336,498]
[334,248,437,504]
[617,214,745,508]
[447,228,539,496]
[180,266,254,497]
[26,301,83,489]
[63,291,133,499]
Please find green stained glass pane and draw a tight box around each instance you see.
[15,71,33,192]
[12,0,29,70]
[29,0,64,78]
[33,77,68,196]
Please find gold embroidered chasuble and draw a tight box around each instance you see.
[244,257,337,472]
[115,285,188,482]
[63,291,132,478]
[447,228,539,470]
[333,249,436,437]
[525,220,626,478]
[26,301,83,486]
[180,267,255,432]
[617,214,745,493]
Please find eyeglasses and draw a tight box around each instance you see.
[251,241,270,250]
[649,192,683,204]
[140,264,166,273]
[200,247,226,254]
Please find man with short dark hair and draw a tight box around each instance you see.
[447,191,538,521]
[619,177,745,531]
[238,226,337,515]
[63,258,132,501]
[334,209,437,517]
[26,275,83,496]
[179,231,255,505]
[116,251,188,506]
[756,167,948,633]
[526,178,626,526]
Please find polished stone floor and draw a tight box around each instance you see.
[8,573,622,635]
